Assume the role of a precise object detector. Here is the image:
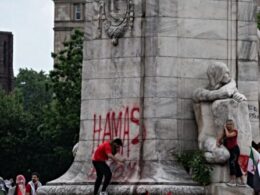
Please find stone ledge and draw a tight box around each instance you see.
[206,183,254,195]
[38,184,205,195]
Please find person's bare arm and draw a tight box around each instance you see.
[216,129,225,146]
[26,193,30,195]
[224,126,237,137]
[107,153,124,163]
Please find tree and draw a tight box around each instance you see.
[15,68,52,125]
[40,29,84,181]
[47,29,83,144]
[0,89,32,178]
[0,69,53,181]
[0,30,84,183]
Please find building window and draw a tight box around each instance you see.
[74,4,81,20]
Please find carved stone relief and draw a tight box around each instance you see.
[95,0,134,46]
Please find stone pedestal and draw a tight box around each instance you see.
[194,100,253,194]
[206,183,254,195]
[38,161,204,194]
[38,184,205,195]
[210,165,230,183]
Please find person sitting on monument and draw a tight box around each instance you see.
[92,138,125,195]
[193,61,246,103]
[216,119,246,187]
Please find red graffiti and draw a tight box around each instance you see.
[92,106,146,157]
[88,105,147,180]
[110,161,138,180]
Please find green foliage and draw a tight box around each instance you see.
[257,12,260,29]
[0,69,54,181]
[44,29,83,146]
[39,29,84,181]
[15,69,52,124]
[0,30,84,183]
[177,150,213,186]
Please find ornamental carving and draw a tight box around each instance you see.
[96,0,134,46]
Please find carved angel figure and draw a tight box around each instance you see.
[193,62,246,103]
[192,62,247,163]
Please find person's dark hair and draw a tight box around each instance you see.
[31,172,40,178]
[252,141,260,150]
[113,138,123,146]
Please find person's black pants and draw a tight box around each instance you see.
[228,145,242,177]
[92,161,112,195]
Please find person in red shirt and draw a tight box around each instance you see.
[25,172,42,195]
[92,138,124,195]
[217,119,246,187]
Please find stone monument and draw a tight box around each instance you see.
[38,0,259,194]
[193,62,251,163]
[193,62,254,193]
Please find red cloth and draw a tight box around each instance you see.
[92,141,112,161]
[239,154,249,174]
[17,187,24,195]
[225,129,238,150]
[25,182,39,195]
[25,184,31,194]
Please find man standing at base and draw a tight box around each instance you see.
[92,138,125,195]
[25,172,42,195]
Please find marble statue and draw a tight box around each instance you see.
[192,62,251,164]
[193,62,246,103]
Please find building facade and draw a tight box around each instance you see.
[53,0,85,53]
[0,32,14,92]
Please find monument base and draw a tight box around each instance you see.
[37,161,206,194]
[37,183,205,195]
[206,183,254,195]
[210,164,230,183]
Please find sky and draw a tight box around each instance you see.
[0,0,54,76]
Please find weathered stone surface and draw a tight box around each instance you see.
[238,81,259,101]
[238,61,258,81]
[193,102,230,163]
[210,165,230,183]
[178,39,235,59]
[144,77,178,98]
[178,0,234,20]
[238,21,258,41]
[212,99,252,155]
[38,184,205,195]
[82,58,142,79]
[238,40,258,61]
[194,99,252,163]
[206,183,254,195]
[81,78,141,99]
